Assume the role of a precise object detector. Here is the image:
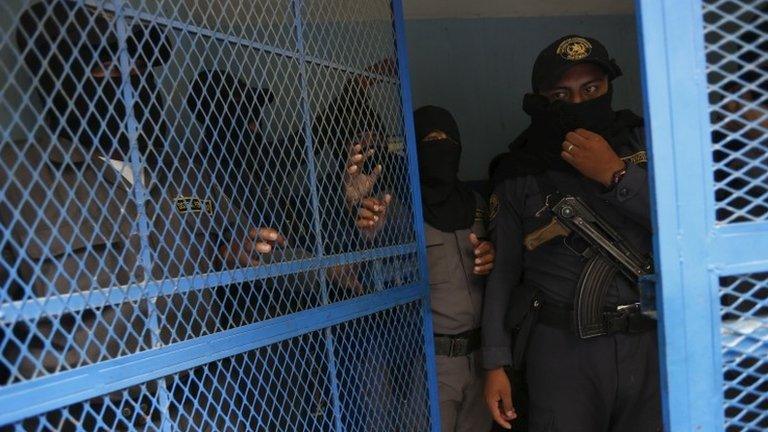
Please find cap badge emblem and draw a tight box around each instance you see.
[556,37,593,61]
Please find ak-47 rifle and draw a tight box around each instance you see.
[525,193,655,337]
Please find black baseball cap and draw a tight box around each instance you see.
[16,0,172,74]
[531,34,623,92]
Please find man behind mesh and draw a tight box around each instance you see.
[186,65,401,297]
[3,1,289,429]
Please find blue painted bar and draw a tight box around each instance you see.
[113,3,175,428]
[636,0,724,430]
[0,283,423,426]
[114,1,154,309]
[391,0,441,430]
[710,224,768,276]
[0,244,417,322]
[290,0,344,429]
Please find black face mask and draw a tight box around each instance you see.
[525,87,614,140]
[491,87,644,183]
[553,89,615,134]
[43,68,167,159]
[205,104,253,156]
[519,88,615,169]
[417,138,461,201]
[416,136,476,232]
[208,97,264,140]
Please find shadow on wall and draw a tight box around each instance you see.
[406,14,643,181]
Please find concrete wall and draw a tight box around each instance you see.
[405,14,644,180]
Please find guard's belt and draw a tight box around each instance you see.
[434,328,481,357]
[538,300,655,335]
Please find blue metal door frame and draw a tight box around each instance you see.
[393,0,443,428]
[637,0,768,430]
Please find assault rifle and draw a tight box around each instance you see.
[525,193,655,337]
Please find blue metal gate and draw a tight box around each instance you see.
[0,0,438,430]
[637,0,767,430]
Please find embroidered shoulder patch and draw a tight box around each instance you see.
[621,151,647,165]
[489,194,500,221]
[175,196,214,215]
[474,207,486,222]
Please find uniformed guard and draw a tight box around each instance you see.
[482,35,661,431]
[413,106,495,432]
[186,68,374,430]
[6,1,285,429]
[310,60,397,257]
[186,64,402,291]
[186,68,322,307]
[186,69,276,211]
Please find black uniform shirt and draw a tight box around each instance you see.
[481,127,652,369]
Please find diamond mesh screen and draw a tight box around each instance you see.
[720,272,768,431]
[0,0,432,429]
[703,0,768,224]
[0,302,431,431]
[704,1,768,428]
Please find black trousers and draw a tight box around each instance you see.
[524,324,662,432]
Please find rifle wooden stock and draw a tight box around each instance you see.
[524,218,571,251]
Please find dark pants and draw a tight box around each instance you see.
[525,324,662,432]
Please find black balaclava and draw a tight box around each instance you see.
[414,106,476,232]
[492,88,642,181]
[17,0,170,159]
[313,79,386,164]
[519,87,616,171]
[311,78,394,202]
[187,69,274,195]
[42,68,167,159]
[188,70,274,146]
